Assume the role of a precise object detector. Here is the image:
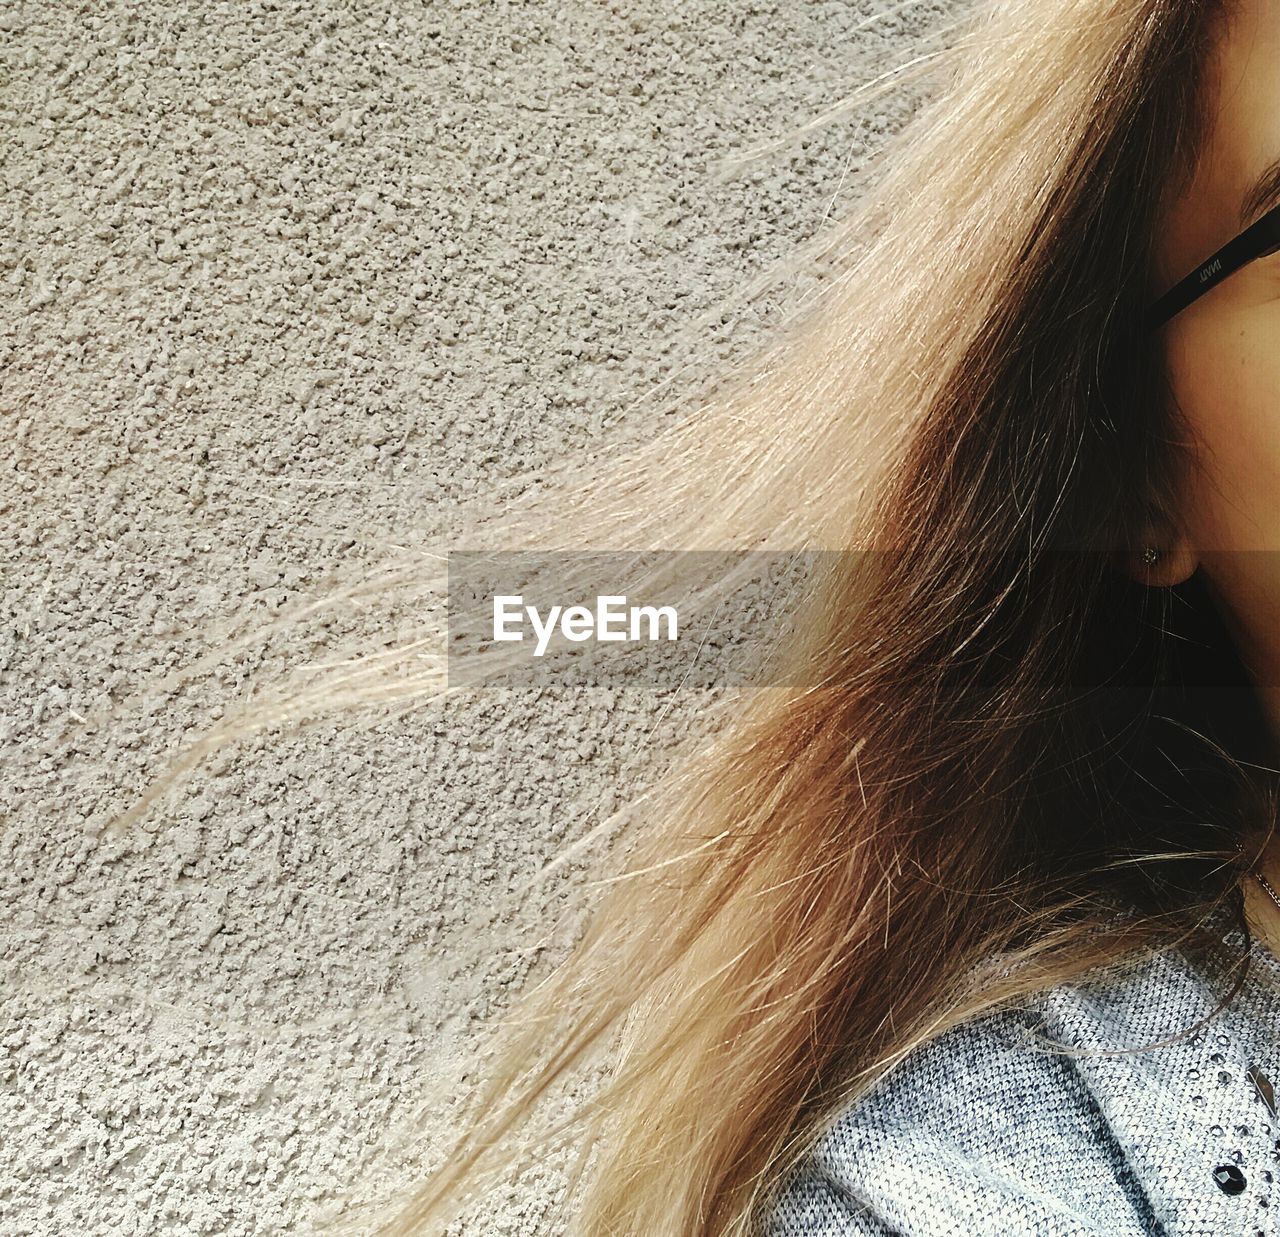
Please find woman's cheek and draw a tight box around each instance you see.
[1172,318,1280,553]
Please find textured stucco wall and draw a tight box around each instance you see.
[2,2,966,1232]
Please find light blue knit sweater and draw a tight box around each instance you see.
[762,908,1280,1236]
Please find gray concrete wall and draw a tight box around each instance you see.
[2,2,966,1232]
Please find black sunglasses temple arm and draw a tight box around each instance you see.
[1145,206,1280,331]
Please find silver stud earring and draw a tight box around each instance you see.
[1140,545,1161,566]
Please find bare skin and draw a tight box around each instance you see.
[1145,0,1280,959]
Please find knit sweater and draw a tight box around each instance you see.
[761,907,1280,1236]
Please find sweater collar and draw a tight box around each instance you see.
[1034,919,1280,1235]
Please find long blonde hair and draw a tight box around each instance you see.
[95,0,1278,1233]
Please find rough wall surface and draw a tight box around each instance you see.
[1,2,966,1232]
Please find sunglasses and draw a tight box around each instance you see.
[1145,199,1280,330]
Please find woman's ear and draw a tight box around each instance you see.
[1120,514,1199,587]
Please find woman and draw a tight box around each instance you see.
[764,0,1280,1225]
[102,0,1280,1232]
